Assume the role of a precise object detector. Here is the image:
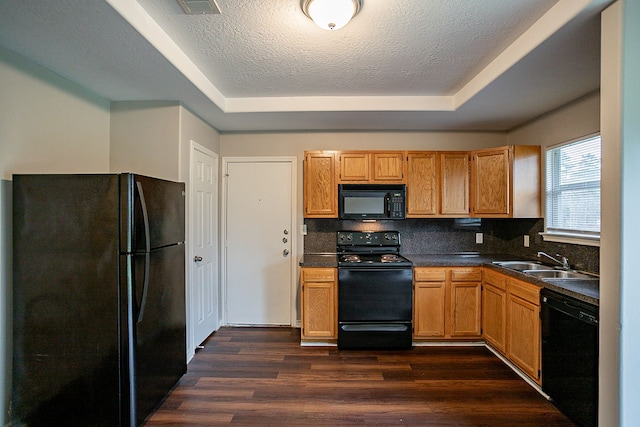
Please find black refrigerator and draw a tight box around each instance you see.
[11,173,187,426]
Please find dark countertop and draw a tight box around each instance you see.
[299,253,338,268]
[300,252,599,306]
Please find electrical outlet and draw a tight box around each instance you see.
[475,233,483,244]
[524,235,530,247]
[301,224,307,235]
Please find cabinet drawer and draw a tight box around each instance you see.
[414,268,446,282]
[302,268,336,282]
[483,269,507,290]
[451,268,482,282]
[508,279,540,305]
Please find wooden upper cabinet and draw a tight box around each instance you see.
[372,152,404,182]
[406,152,437,216]
[338,151,405,183]
[339,151,370,182]
[470,145,540,218]
[470,146,510,216]
[439,152,470,216]
[304,151,337,218]
[406,151,469,217]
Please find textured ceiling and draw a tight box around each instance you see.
[0,0,612,132]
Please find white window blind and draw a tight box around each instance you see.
[545,135,601,240]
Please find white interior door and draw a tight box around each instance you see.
[224,158,295,325]
[190,142,219,351]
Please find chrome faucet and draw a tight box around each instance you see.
[537,251,570,269]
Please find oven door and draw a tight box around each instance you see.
[338,267,413,349]
[338,267,413,322]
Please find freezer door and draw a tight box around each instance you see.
[120,174,185,253]
[130,244,187,425]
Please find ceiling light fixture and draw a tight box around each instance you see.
[301,0,362,31]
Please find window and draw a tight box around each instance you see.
[543,134,601,246]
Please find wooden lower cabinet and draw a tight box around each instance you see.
[482,268,541,384]
[413,269,446,337]
[413,267,481,339]
[300,267,337,341]
[506,277,541,384]
[482,269,507,353]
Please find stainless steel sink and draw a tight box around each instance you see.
[493,261,555,271]
[522,269,593,279]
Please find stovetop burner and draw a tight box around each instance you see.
[337,231,412,268]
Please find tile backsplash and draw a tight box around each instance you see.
[304,218,600,274]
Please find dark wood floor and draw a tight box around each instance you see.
[145,327,574,426]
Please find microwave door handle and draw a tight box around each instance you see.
[385,193,392,217]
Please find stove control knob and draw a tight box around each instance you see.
[346,234,353,241]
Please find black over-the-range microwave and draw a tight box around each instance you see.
[338,184,406,220]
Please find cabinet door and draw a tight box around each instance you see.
[482,283,507,353]
[406,152,437,216]
[507,289,541,383]
[449,281,481,337]
[471,147,510,216]
[301,268,337,339]
[449,268,482,337]
[304,151,337,217]
[440,152,469,216]
[372,152,404,182]
[413,268,446,337]
[339,152,369,182]
[414,281,446,337]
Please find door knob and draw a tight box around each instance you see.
[194,256,203,262]
[283,249,289,257]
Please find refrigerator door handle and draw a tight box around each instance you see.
[136,181,151,253]
[136,181,151,323]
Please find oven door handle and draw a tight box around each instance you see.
[341,324,409,332]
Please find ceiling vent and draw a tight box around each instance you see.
[177,0,221,15]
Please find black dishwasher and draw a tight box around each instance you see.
[541,289,598,427]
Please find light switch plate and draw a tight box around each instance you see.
[524,235,530,247]
[301,224,307,235]
[475,233,483,244]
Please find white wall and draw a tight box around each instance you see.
[614,0,640,424]
[178,106,220,186]
[0,48,111,178]
[600,4,622,425]
[110,101,182,180]
[0,46,111,426]
[508,91,600,148]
